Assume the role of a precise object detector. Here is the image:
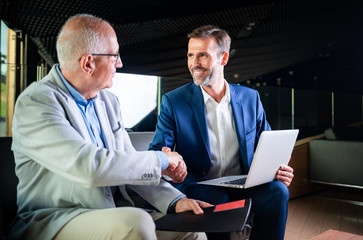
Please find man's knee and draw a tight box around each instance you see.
[55,207,157,240]
[251,181,289,214]
[270,181,290,201]
[109,207,156,239]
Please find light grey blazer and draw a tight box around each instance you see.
[10,65,182,240]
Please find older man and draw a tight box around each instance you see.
[9,14,210,240]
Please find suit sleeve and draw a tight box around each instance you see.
[149,94,177,151]
[11,83,163,188]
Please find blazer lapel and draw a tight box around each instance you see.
[68,100,95,143]
[229,84,250,172]
[50,68,94,144]
[189,84,211,158]
[94,98,115,150]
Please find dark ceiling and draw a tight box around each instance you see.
[1,0,363,93]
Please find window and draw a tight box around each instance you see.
[1,21,9,136]
[0,20,23,136]
[107,72,159,131]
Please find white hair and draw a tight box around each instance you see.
[56,14,111,71]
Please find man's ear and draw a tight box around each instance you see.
[80,55,95,75]
[221,51,229,66]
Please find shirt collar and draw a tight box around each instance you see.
[56,64,97,105]
[200,80,230,104]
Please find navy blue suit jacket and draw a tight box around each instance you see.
[149,82,271,191]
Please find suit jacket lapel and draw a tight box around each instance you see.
[50,67,94,144]
[229,84,250,172]
[95,98,115,150]
[68,100,94,143]
[189,84,211,158]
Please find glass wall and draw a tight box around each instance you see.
[334,92,362,126]
[242,86,361,139]
[294,89,332,139]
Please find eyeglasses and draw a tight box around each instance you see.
[78,53,120,62]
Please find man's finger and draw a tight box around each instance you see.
[162,146,171,152]
[190,200,204,215]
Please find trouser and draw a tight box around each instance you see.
[183,180,290,240]
[54,207,207,240]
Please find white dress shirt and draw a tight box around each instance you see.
[201,81,242,179]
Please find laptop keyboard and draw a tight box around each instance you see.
[222,177,247,185]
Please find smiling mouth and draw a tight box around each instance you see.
[192,68,206,76]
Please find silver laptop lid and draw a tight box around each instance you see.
[244,129,299,188]
[198,129,299,189]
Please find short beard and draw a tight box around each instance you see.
[192,73,217,87]
[191,68,215,87]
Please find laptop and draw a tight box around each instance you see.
[198,129,299,189]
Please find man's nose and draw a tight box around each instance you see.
[191,57,200,67]
[116,57,123,68]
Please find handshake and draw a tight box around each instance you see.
[161,147,187,183]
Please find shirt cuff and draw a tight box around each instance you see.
[156,151,169,171]
[168,194,186,213]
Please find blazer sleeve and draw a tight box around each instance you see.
[12,82,163,188]
[130,179,185,214]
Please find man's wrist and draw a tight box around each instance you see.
[167,195,185,213]
[156,151,169,171]
[167,200,178,214]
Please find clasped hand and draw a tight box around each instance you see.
[161,147,187,183]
